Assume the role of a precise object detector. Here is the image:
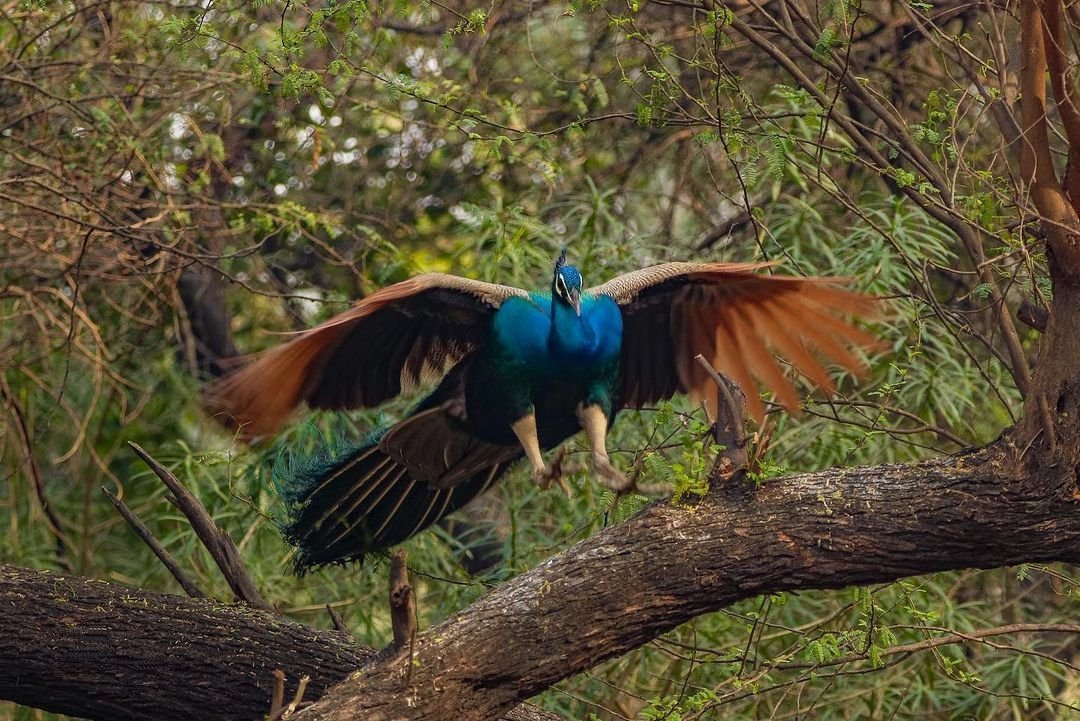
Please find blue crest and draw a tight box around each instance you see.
[553,248,582,290]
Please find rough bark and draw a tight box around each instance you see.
[0,565,559,721]
[296,444,1080,721]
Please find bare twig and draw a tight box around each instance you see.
[696,206,752,250]
[388,550,417,655]
[326,604,350,635]
[288,675,311,717]
[127,442,271,611]
[269,669,286,720]
[101,485,205,599]
[0,377,73,571]
[267,670,310,721]
[773,622,1080,672]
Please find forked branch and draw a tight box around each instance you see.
[1021,0,1080,281]
[128,441,271,610]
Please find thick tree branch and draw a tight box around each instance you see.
[0,565,561,721]
[1043,0,1080,166]
[15,443,1077,721]
[387,549,417,654]
[297,443,1080,720]
[1018,0,1080,450]
[0,565,369,720]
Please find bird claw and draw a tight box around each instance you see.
[592,454,632,493]
[532,466,558,490]
[532,447,579,497]
[592,454,671,497]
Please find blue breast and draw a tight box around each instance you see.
[492,293,622,374]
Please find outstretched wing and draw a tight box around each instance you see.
[207,273,529,440]
[589,262,878,421]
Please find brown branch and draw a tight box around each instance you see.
[326,604,350,635]
[696,206,752,250]
[101,485,206,599]
[1042,0,1080,210]
[127,441,271,611]
[0,564,563,721]
[1016,0,1080,451]
[387,549,417,654]
[0,564,368,720]
[268,674,311,721]
[1021,0,1057,186]
[695,355,748,479]
[270,669,287,720]
[0,377,73,571]
[1021,0,1080,281]
[294,442,1080,720]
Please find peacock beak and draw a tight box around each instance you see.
[569,288,581,316]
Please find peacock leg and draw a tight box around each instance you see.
[578,404,671,496]
[511,412,562,490]
[576,403,633,493]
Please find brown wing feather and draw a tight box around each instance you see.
[206,273,528,440]
[749,296,833,389]
[768,295,870,372]
[735,303,800,410]
[595,262,879,420]
[709,310,762,419]
[725,304,796,416]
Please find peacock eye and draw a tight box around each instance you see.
[555,274,567,298]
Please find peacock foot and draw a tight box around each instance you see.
[592,453,671,497]
[591,452,631,493]
[532,447,579,496]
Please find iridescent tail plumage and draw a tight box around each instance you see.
[279,402,520,570]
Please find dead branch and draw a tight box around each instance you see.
[128,441,271,610]
[388,549,417,654]
[101,484,205,598]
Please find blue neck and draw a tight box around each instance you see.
[548,296,593,359]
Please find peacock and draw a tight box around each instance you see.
[209,252,877,568]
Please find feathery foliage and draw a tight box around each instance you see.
[1,0,1076,718]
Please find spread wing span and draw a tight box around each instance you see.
[207,274,528,440]
[590,262,878,420]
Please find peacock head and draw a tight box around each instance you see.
[552,248,583,316]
